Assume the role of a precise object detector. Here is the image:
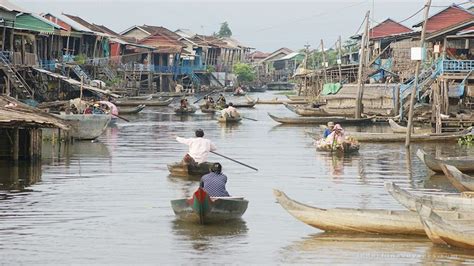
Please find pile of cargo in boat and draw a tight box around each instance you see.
[315,136,360,154]
[171,187,248,224]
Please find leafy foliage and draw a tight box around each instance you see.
[74,54,87,65]
[458,134,474,146]
[217,22,232,38]
[233,63,255,83]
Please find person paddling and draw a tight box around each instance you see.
[200,163,230,197]
[176,129,217,165]
[221,102,240,118]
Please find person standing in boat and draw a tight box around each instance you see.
[323,121,335,138]
[200,163,230,197]
[217,94,226,106]
[176,129,217,165]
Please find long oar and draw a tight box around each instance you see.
[210,151,258,171]
[242,117,258,121]
[193,89,217,104]
[113,114,130,122]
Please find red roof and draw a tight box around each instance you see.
[414,5,474,33]
[138,32,184,53]
[370,19,412,39]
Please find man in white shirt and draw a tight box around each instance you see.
[221,102,240,118]
[176,129,217,164]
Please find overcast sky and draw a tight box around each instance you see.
[14,0,471,52]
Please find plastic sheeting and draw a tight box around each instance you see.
[321,83,342,95]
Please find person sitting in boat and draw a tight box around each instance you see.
[83,105,93,114]
[200,163,230,197]
[217,94,226,106]
[234,86,244,95]
[323,121,335,138]
[180,98,189,109]
[203,96,214,109]
[92,103,105,114]
[208,96,215,104]
[176,129,217,165]
[325,124,345,147]
[221,102,240,118]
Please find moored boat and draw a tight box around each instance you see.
[171,187,249,224]
[113,97,173,107]
[416,149,474,173]
[200,105,217,113]
[283,102,330,117]
[268,113,374,125]
[273,189,425,235]
[385,182,474,212]
[320,130,470,143]
[54,113,111,140]
[167,162,213,177]
[232,100,256,108]
[117,104,146,114]
[440,164,474,192]
[388,119,429,134]
[417,205,474,249]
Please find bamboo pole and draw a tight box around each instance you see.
[405,0,432,147]
[321,39,327,83]
[355,11,370,118]
[338,35,343,84]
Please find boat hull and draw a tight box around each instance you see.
[167,162,213,177]
[440,164,474,192]
[55,114,110,140]
[118,104,146,114]
[113,98,173,107]
[417,149,474,173]
[273,189,425,235]
[268,113,373,125]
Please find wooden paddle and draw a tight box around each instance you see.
[193,89,218,104]
[210,151,258,171]
[113,114,130,122]
[242,117,258,121]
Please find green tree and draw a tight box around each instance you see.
[233,63,255,84]
[217,22,232,38]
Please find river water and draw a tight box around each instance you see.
[1,91,473,264]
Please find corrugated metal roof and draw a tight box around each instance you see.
[413,5,474,33]
[0,0,27,13]
[14,13,64,34]
[278,52,302,60]
[43,13,93,33]
[370,19,412,40]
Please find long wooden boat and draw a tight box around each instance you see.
[273,189,425,235]
[113,97,173,107]
[385,182,474,212]
[268,113,374,125]
[232,100,256,108]
[232,91,247,96]
[248,85,267,92]
[54,114,110,140]
[174,106,197,115]
[417,205,474,249]
[152,92,193,98]
[123,95,153,101]
[217,115,242,123]
[440,164,474,192]
[246,96,308,105]
[171,187,249,224]
[266,82,295,90]
[388,119,430,134]
[283,102,330,117]
[338,131,469,143]
[416,149,474,173]
[118,104,146,114]
[167,162,213,177]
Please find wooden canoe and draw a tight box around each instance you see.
[232,100,256,108]
[217,115,242,123]
[246,96,308,105]
[417,205,474,249]
[232,91,247,96]
[273,189,425,235]
[167,162,213,177]
[199,105,217,113]
[54,114,110,140]
[315,139,360,154]
[118,104,146,114]
[283,102,330,117]
[416,149,474,173]
[440,164,474,192]
[339,131,468,143]
[268,113,374,125]
[388,119,430,134]
[385,182,474,212]
[113,97,173,107]
[174,106,197,115]
[124,95,153,100]
[171,187,248,224]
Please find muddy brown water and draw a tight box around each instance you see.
[1,92,473,264]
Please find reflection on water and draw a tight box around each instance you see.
[0,161,41,192]
[280,233,474,264]
[0,91,473,264]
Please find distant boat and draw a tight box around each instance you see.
[388,119,430,134]
[174,105,197,115]
[113,97,173,107]
[268,113,374,125]
[117,104,146,115]
[248,85,267,92]
[217,115,242,123]
[171,187,249,224]
[55,114,110,140]
[266,82,295,91]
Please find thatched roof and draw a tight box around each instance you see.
[0,96,69,129]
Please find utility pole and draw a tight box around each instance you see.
[405,0,432,147]
[355,11,370,118]
[338,35,343,84]
[321,39,327,83]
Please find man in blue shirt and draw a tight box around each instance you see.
[323,121,335,138]
[200,163,230,197]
